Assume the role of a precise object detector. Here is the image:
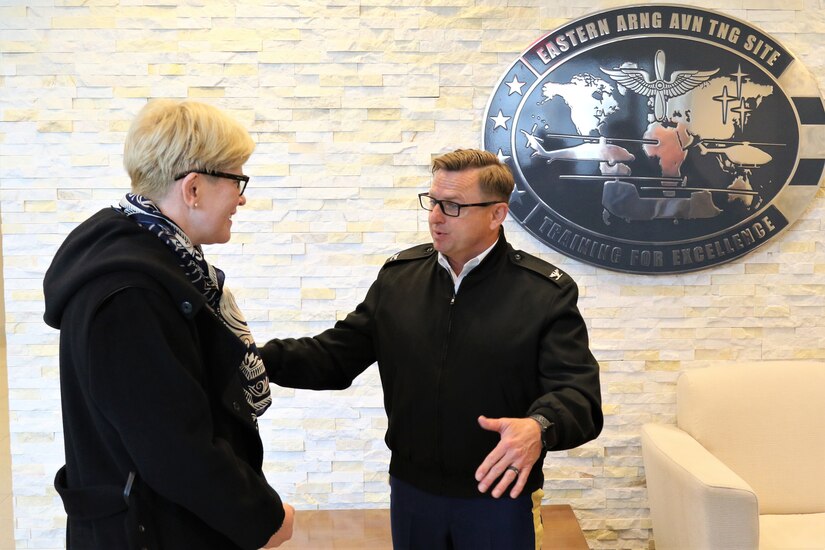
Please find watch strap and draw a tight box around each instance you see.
[529,414,555,450]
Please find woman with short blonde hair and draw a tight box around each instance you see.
[123,99,255,200]
[44,99,293,549]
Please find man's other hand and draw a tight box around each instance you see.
[474,416,542,499]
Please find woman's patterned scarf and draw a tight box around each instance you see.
[117,193,272,419]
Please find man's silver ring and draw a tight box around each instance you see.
[506,465,520,476]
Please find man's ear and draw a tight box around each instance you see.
[490,202,509,228]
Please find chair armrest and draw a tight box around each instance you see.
[641,423,760,550]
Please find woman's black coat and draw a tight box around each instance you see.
[43,208,284,549]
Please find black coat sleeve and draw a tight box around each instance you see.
[528,281,603,451]
[86,287,284,549]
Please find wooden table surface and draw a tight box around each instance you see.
[282,504,588,549]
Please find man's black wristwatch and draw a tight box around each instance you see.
[529,414,555,451]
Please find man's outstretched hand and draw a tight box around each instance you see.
[474,416,543,499]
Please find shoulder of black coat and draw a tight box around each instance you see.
[507,249,571,288]
[383,243,436,266]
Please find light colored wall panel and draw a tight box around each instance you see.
[1,1,823,548]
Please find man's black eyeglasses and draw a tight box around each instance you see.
[418,193,505,217]
[174,170,250,196]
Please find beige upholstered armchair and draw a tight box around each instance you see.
[641,361,825,550]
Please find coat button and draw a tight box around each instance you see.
[232,401,241,411]
[425,246,433,253]
[514,253,522,261]
[138,524,145,533]
[180,301,193,315]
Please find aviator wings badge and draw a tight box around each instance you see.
[601,50,718,122]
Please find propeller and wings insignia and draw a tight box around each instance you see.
[601,50,718,121]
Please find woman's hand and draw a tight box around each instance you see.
[262,502,295,548]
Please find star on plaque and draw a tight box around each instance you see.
[495,149,511,164]
[510,182,527,205]
[506,76,526,96]
[490,110,510,130]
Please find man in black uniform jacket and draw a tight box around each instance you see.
[262,149,602,550]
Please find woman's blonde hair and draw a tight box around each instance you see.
[431,149,514,200]
[123,99,255,199]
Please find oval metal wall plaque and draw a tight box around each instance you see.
[483,4,825,274]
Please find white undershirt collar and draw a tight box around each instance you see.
[437,239,498,292]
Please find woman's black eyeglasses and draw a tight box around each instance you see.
[175,170,250,196]
[418,193,505,217]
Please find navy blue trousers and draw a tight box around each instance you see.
[389,476,543,550]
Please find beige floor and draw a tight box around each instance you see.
[283,505,589,550]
